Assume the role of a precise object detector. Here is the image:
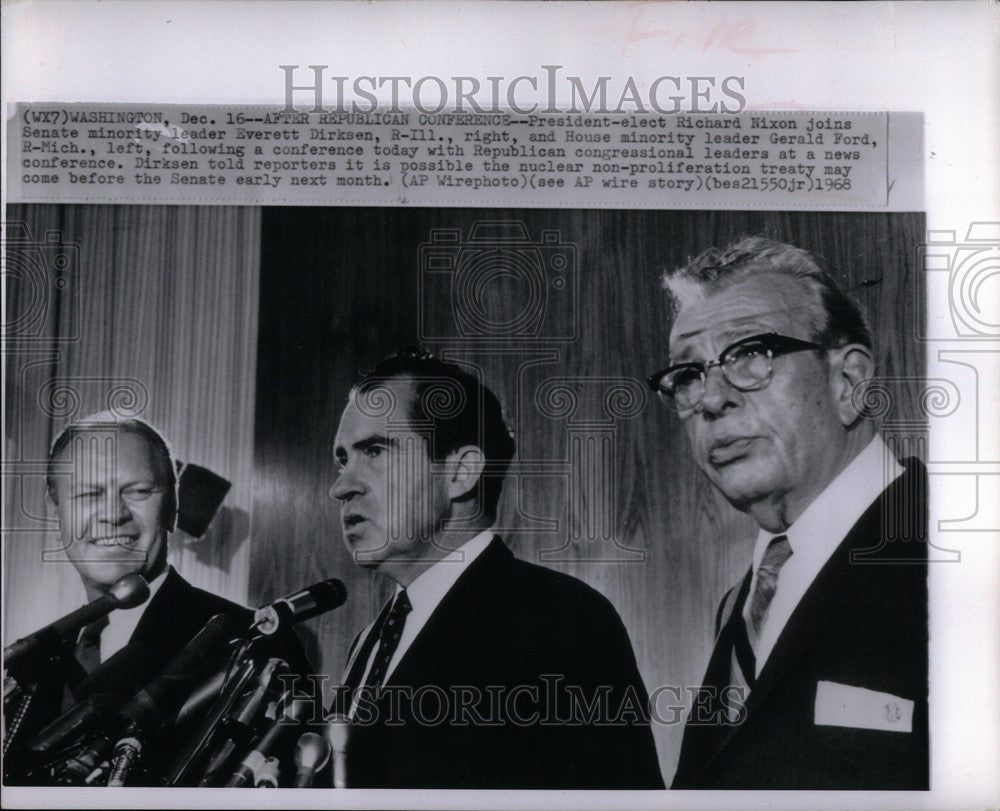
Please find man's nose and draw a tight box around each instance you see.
[697,365,743,416]
[99,492,132,524]
[330,465,363,501]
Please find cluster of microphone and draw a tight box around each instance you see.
[3,575,351,788]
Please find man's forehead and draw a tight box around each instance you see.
[53,431,161,485]
[671,308,795,342]
[57,428,156,459]
[669,275,813,346]
[337,377,418,440]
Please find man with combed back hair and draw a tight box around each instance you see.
[328,349,663,789]
[15,412,311,782]
[648,238,928,789]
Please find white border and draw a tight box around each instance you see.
[3,2,999,808]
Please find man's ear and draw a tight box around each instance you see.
[828,343,876,426]
[444,445,486,502]
[45,489,58,518]
[163,496,178,533]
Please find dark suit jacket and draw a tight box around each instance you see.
[336,537,664,789]
[9,567,311,785]
[672,459,929,790]
[71,567,310,701]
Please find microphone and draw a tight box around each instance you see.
[4,574,149,669]
[106,737,141,787]
[292,732,330,788]
[223,694,311,787]
[29,693,127,758]
[53,614,236,785]
[116,614,236,733]
[253,579,346,636]
[176,657,285,786]
[323,713,350,789]
[254,755,280,788]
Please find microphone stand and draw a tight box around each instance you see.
[196,658,288,786]
[163,655,257,786]
[51,614,236,786]
[3,642,80,775]
[164,617,289,787]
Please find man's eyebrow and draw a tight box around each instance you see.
[353,434,399,451]
[673,309,793,344]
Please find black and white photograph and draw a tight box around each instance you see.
[2,202,930,790]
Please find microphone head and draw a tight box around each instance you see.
[323,712,350,753]
[309,579,347,612]
[294,732,331,772]
[109,574,150,609]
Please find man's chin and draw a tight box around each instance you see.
[344,536,387,568]
[80,565,143,593]
[708,465,776,512]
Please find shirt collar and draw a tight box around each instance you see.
[751,434,904,572]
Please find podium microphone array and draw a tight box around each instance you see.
[5,576,348,788]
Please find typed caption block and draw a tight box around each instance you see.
[8,105,921,210]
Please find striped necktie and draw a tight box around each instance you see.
[731,535,793,694]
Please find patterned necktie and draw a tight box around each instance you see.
[731,535,793,693]
[360,590,412,691]
[74,614,109,674]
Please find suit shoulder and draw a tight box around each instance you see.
[162,574,254,629]
[169,576,313,672]
[504,554,623,621]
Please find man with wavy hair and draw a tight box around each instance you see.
[650,238,928,789]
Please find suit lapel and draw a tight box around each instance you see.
[679,569,752,774]
[691,460,925,780]
[72,571,184,700]
[702,569,751,697]
[342,601,393,690]
[131,567,183,646]
[385,536,510,690]
[746,461,923,717]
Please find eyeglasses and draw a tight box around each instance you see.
[647,332,825,411]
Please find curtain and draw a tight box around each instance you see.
[3,204,261,639]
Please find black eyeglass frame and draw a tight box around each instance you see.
[646,332,826,410]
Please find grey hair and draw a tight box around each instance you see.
[661,236,873,350]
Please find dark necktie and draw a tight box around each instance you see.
[74,614,109,675]
[361,590,411,691]
[731,535,793,692]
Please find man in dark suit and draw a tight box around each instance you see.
[10,413,310,782]
[328,349,663,789]
[648,238,928,789]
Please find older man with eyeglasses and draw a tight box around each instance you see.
[650,238,928,790]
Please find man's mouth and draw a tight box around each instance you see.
[88,535,139,548]
[708,436,757,465]
[343,514,366,529]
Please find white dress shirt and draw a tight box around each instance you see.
[89,564,170,664]
[745,435,904,676]
[345,529,496,718]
